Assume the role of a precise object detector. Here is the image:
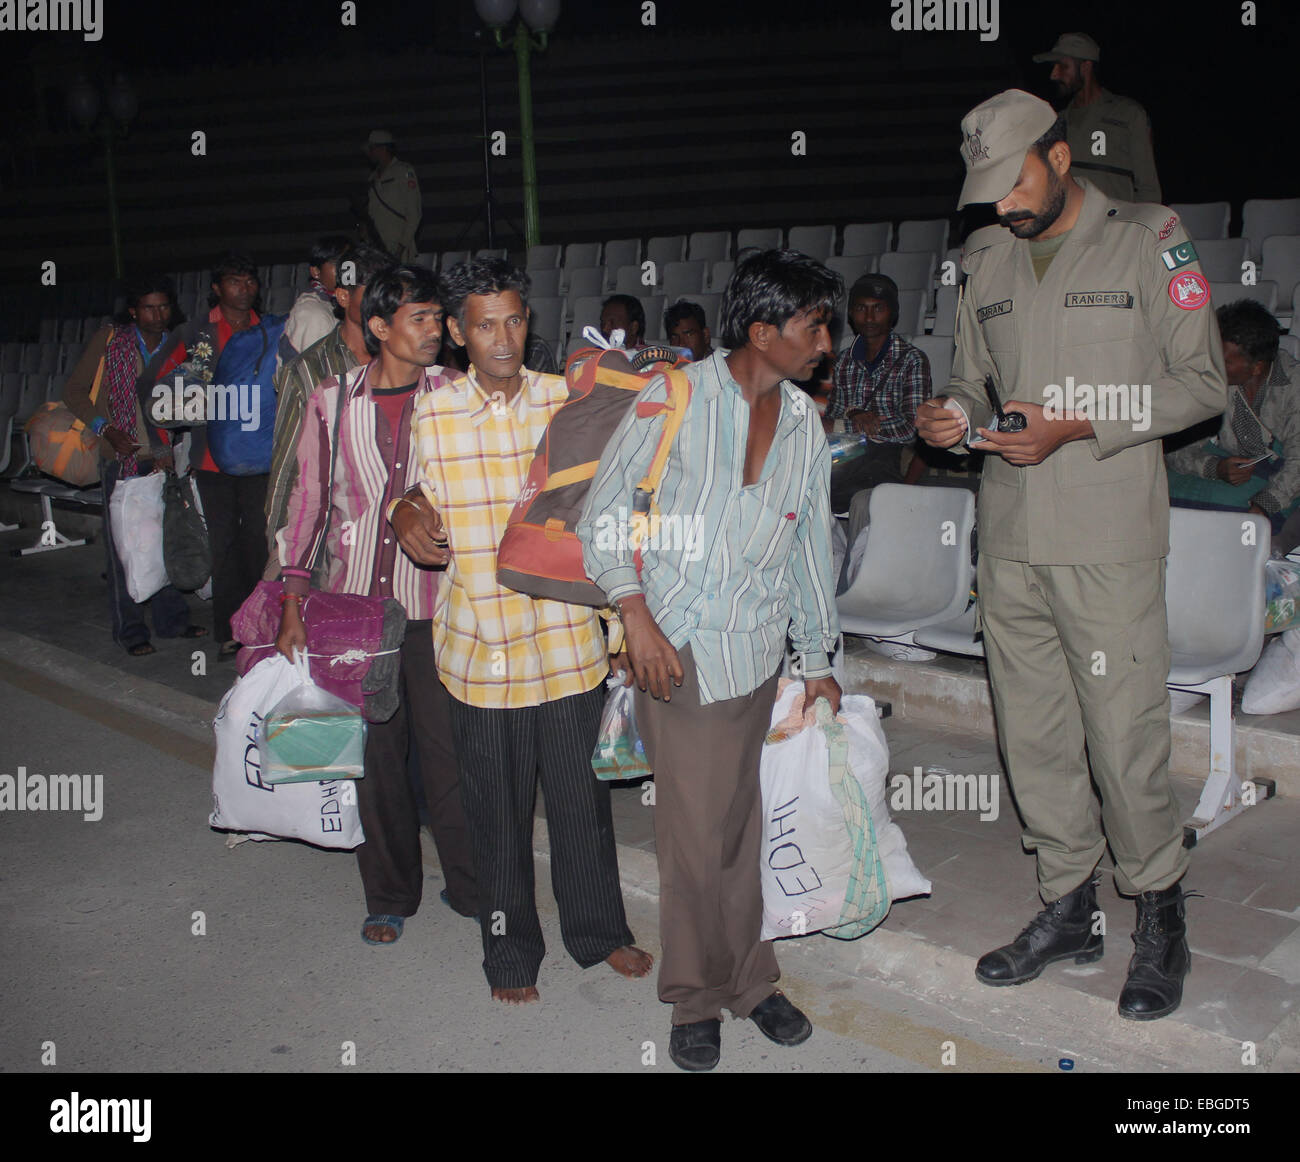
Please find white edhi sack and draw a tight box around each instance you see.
[758,680,930,942]
[210,654,364,848]
[1242,628,1300,715]
[109,470,169,603]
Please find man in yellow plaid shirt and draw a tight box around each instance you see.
[390,259,651,1004]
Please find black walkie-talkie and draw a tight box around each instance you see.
[985,374,1027,433]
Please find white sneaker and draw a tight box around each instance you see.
[864,638,938,662]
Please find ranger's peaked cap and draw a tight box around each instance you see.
[957,89,1058,209]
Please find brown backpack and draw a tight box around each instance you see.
[496,343,692,606]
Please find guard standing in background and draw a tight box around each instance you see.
[365,130,422,262]
[916,90,1226,1020]
[1034,32,1162,204]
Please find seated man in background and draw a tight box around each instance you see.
[1165,299,1300,545]
[599,294,646,349]
[823,273,931,514]
[665,300,714,361]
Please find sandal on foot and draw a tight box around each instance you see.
[361,914,404,945]
[180,625,208,639]
[218,640,240,660]
[127,642,156,657]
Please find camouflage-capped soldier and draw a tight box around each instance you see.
[365,130,422,262]
[916,90,1226,1021]
[1034,32,1161,204]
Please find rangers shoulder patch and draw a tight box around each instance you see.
[1158,215,1179,240]
[1168,271,1209,310]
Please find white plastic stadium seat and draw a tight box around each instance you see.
[687,231,730,263]
[836,484,975,642]
[527,267,561,297]
[1209,281,1278,313]
[1261,235,1300,308]
[1243,198,1300,261]
[895,289,927,338]
[526,243,562,270]
[787,224,836,261]
[646,235,686,269]
[908,334,955,393]
[661,260,707,301]
[931,285,959,336]
[736,226,783,253]
[527,295,563,351]
[1170,201,1230,241]
[897,218,950,257]
[1193,238,1248,283]
[879,250,937,292]
[1166,508,1271,844]
[602,239,641,288]
[842,222,893,256]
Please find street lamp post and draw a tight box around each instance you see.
[68,74,137,280]
[474,0,560,250]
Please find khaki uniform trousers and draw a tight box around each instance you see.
[977,554,1189,901]
[635,645,781,1025]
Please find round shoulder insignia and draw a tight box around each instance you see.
[1107,208,1117,217]
[1168,271,1209,311]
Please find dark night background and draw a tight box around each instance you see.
[0,0,1293,302]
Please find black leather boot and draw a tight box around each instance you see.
[1118,882,1190,1021]
[976,876,1103,986]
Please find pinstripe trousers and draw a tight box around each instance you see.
[448,683,635,989]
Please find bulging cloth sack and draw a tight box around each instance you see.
[759,679,930,941]
[231,581,405,724]
[210,654,364,848]
[109,470,168,603]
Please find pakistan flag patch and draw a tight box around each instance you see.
[1160,242,1199,271]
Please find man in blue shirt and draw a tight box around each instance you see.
[579,249,843,1071]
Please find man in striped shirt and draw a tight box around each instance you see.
[579,249,843,1072]
[264,242,392,569]
[275,264,477,945]
[390,259,651,1004]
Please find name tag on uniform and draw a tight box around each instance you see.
[976,299,1012,322]
[1064,291,1134,308]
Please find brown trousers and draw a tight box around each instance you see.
[636,646,781,1025]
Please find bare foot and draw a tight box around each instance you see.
[606,945,654,978]
[363,921,400,943]
[492,985,540,1005]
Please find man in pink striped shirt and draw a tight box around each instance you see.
[275,265,477,946]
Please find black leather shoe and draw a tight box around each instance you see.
[669,1019,721,1072]
[976,877,1103,986]
[748,991,813,1046]
[1119,882,1190,1021]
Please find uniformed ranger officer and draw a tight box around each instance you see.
[365,129,422,262]
[915,90,1227,1020]
[1034,32,1162,204]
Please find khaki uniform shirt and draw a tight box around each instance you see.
[368,155,422,261]
[946,179,1227,565]
[1064,89,1161,204]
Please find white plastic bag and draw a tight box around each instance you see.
[759,681,931,940]
[109,471,168,602]
[1242,628,1300,715]
[590,677,652,781]
[258,650,366,783]
[210,654,364,848]
[759,682,891,940]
